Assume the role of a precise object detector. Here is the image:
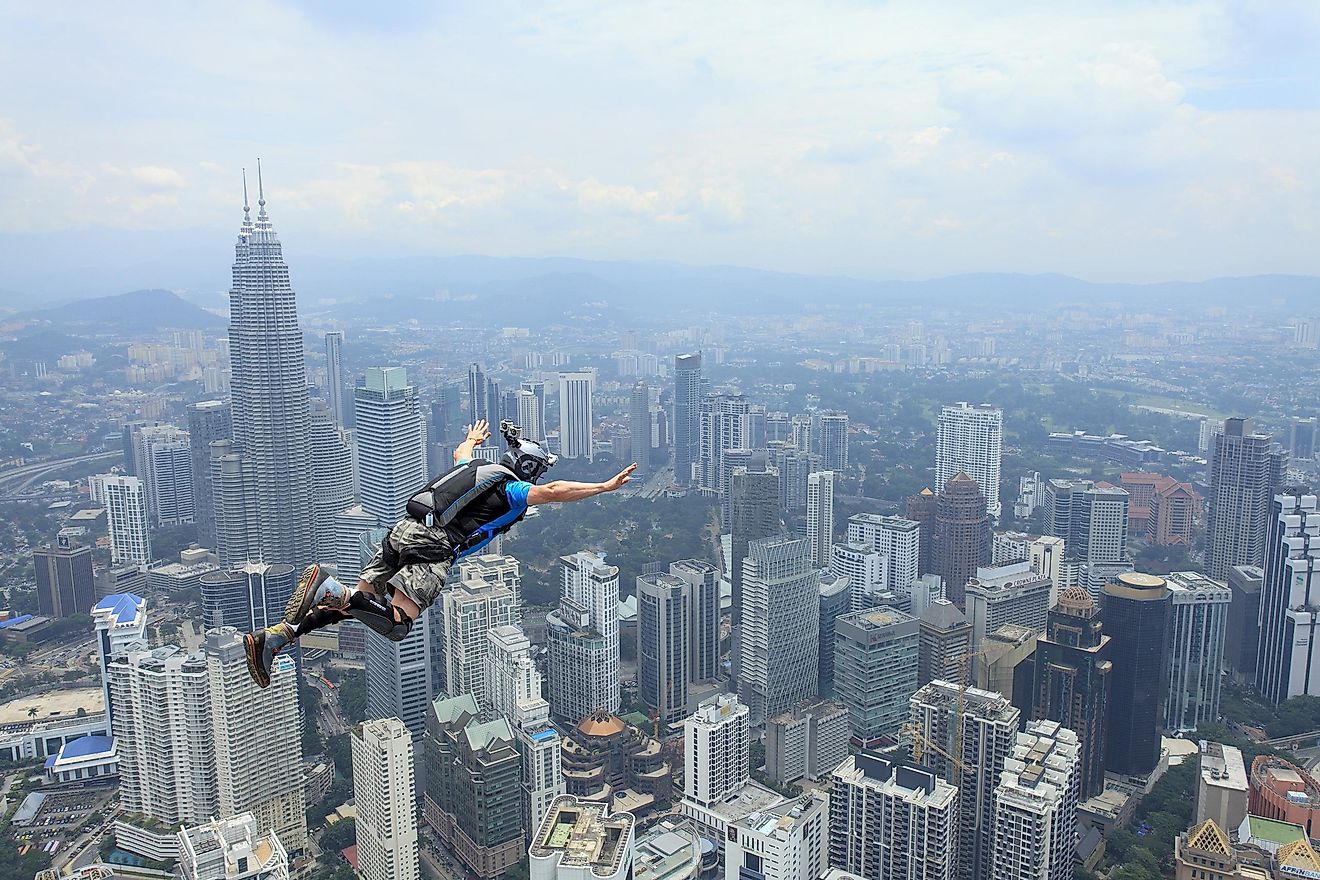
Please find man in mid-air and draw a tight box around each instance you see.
[245,418,636,687]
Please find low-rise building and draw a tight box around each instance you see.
[1196,742,1248,832]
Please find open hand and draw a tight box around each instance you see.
[602,463,638,492]
[466,420,491,444]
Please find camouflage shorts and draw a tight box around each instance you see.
[359,518,456,610]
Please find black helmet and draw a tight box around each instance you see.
[499,421,558,483]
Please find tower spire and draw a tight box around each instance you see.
[241,167,251,222]
[256,157,267,220]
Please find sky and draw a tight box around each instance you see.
[1,0,1319,287]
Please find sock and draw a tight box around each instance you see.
[313,575,350,608]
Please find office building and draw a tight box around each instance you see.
[226,183,315,567]
[975,624,1038,720]
[187,400,232,550]
[935,402,1003,520]
[738,536,820,724]
[334,505,378,577]
[178,813,289,880]
[819,411,849,472]
[558,371,596,461]
[529,795,635,880]
[769,442,820,513]
[548,552,621,722]
[829,752,957,880]
[725,791,829,880]
[93,592,148,726]
[684,694,750,807]
[455,553,523,610]
[1173,819,1286,880]
[633,818,707,880]
[629,382,651,475]
[354,718,420,880]
[367,609,436,742]
[818,572,852,691]
[765,701,850,786]
[441,574,517,701]
[1206,418,1286,580]
[1225,565,1263,681]
[934,473,991,605]
[698,394,760,500]
[467,363,490,423]
[917,599,971,687]
[910,681,1020,880]
[831,543,887,611]
[1292,418,1317,461]
[1041,479,1132,596]
[199,562,296,633]
[308,400,356,561]
[425,695,524,879]
[560,712,674,817]
[1163,571,1231,733]
[833,607,919,744]
[1101,572,1171,776]
[990,720,1080,880]
[729,466,782,626]
[638,572,692,725]
[1029,536,1066,607]
[670,559,720,683]
[209,440,260,567]
[132,425,195,526]
[34,535,95,619]
[1031,586,1111,799]
[509,388,542,442]
[806,471,836,567]
[907,488,938,576]
[1257,494,1320,703]
[674,353,702,486]
[356,366,426,525]
[206,629,306,852]
[102,475,152,565]
[964,562,1052,651]
[324,331,345,427]
[846,513,921,597]
[1195,742,1249,832]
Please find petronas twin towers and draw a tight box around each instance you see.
[218,166,316,567]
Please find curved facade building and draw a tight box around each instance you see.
[199,562,296,633]
[1101,572,1170,777]
[1250,755,1320,837]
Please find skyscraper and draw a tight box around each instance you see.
[1164,571,1230,733]
[308,400,356,561]
[512,389,543,441]
[698,394,760,497]
[934,473,990,605]
[638,573,691,725]
[547,552,620,721]
[990,720,1081,880]
[935,402,1003,520]
[187,400,232,551]
[440,573,518,701]
[1257,494,1320,704]
[324,331,345,427]
[819,411,849,471]
[142,427,195,527]
[629,382,651,475]
[846,513,921,597]
[93,592,148,726]
[1101,572,1171,776]
[367,610,436,742]
[1225,565,1263,682]
[1206,418,1286,580]
[917,599,971,687]
[1041,479,1132,595]
[355,366,426,525]
[738,536,821,724]
[833,607,919,744]
[206,629,306,852]
[353,718,420,880]
[557,371,596,461]
[729,465,782,626]
[768,441,820,513]
[34,534,95,618]
[529,796,636,880]
[829,752,957,880]
[198,562,296,633]
[102,474,152,565]
[209,439,259,567]
[673,353,702,486]
[907,488,938,576]
[683,693,750,807]
[467,363,489,423]
[669,559,720,683]
[1032,586,1112,799]
[807,471,836,567]
[964,562,1052,652]
[226,175,315,567]
[1291,418,1317,461]
[725,792,829,880]
[909,681,1020,880]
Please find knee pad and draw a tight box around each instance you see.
[346,590,414,642]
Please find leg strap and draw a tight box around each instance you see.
[294,607,348,637]
[346,590,414,642]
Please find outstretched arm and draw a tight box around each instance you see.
[527,464,636,505]
[453,420,491,464]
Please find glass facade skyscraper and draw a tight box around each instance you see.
[1100,572,1170,776]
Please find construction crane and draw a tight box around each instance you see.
[905,648,988,778]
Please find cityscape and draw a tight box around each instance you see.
[3,5,1320,880]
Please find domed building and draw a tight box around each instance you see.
[561,711,673,817]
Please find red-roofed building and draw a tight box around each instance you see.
[1120,473,1200,546]
[341,844,358,871]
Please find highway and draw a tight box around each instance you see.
[0,451,120,496]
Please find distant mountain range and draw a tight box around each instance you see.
[9,288,225,334]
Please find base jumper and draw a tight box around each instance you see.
[244,419,636,687]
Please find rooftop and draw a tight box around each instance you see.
[532,796,635,874]
[0,687,105,725]
[93,592,145,626]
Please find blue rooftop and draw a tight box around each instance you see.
[0,614,33,629]
[94,593,145,624]
[57,735,114,760]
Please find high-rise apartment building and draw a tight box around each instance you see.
[132,425,195,526]
[1031,586,1111,799]
[833,607,919,744]
[34,534,95,618]
[1257,494,1320,704]
[847,513,921,597]
[726,792,829,880]
[93,592,148,726]
[1101,572,1171,776]
[454,553,523,610]
[831,543,888,611]
[206,629,306,852]
[198,562,296,633]
[819,411,849,472]
[934,473,991,605]
[670,559,720,683]
[768,441,820,513]
[308,400,355,561]
[990,720,1081,880]
[353,718,420,880]
[187,400,232,550]
[673,353,702,486]
[102,474,152,565]
[698,394,761,499]
[356,366,426,525]
[638,573,691,725]
[1042,479,1132,596]
[964,562,1052,651]
[1164,571,1230,733]
[178,813,290,880]
[829,752,957,880]
[917,599,971,687]
[765,700,850,785]
[440,574,517,701]
[1206,418,1286,580]
[909,681,1021,880]
[558,371,596,461]
[738,536,821,724]
[324,331,345,427]
[807,471,836,567]
[547,552,620,722]
[226,181,315,567]
[729,465,782,626]
[683,694,750,807]
[935,403,1003,520]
